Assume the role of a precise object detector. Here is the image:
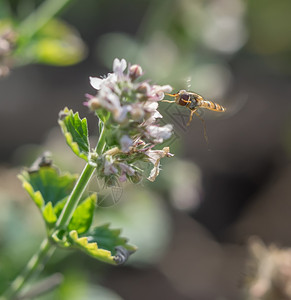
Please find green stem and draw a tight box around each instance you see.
[1,239,56,300]
[56,162,95,228]
[19,0,74,38]
[96,121,107,155]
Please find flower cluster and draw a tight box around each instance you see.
[86,58,174,185]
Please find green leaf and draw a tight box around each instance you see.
[68,194,97,234]
[19,166,77,227]
[19,166,77,206]
[68,230,115,264]
[43,202,57,225]
[59,107,90,161]
[68,224,137,265]
[86,224,137,253]
[53,194,97,234]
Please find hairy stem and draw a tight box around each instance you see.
[96,121,107,155]
[1,239,56,300]
[56,162,95,228]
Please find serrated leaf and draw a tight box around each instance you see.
[68,224,137,265]
[68,194,97,234]
[53,194,97,234]
[85,224,137,253]
[19,166,77,227]
[69,230,115,264]
[43,202,57,225]
[19,166,77,206]
[59,107,90,161]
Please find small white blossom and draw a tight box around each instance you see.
[114,105,131,123]
[147,124,173,143]
[97,87,121,115]
[130,103,145,121]
[119,163,135,176]
[149,84,173,101]
[104,156,118,175]
[144,101,159,112]
[146,147,174,182]
[113,58,127,77]
[120,135,133,152]
[136,82,151,95]
[90,73,117,90]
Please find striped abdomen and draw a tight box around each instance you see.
[199,100,225,112]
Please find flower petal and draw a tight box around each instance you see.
[90,77,103,90]
[113,58,127,76]
[120,135,133,152]
[147,124,173,143]
[146,147,173,181]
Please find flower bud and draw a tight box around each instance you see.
[129,64,143,80]
[131,106,144,121]
[87,97,101,110]
[136,82,150,94]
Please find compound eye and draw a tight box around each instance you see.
[178,93,190,106]
[181,94,190,101]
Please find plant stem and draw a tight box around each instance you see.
[56,162,95,228]
[96,121,107,155]
[1,239,56,300]
[19,0,74,38]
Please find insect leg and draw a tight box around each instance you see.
[187,109,197,126]
[181,99,191,104]
[161,100,176,103]
[194,111,209,145]
[165,93,178,97]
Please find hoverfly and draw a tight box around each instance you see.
[163,89,226,126]
[162,89,226,143]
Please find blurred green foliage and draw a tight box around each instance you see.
[0,0,86,75]
[16,18,87,66]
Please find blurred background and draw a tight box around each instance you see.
[1,0,291,299]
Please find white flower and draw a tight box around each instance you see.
[142,101,163,126]
[149,84,173,101]
[89,73,117,90]
[130,103,145,121]
[119,162,135,176]
[144,101,159,112]
[143,110,163,126]
[120,135,133,152]
[147,124,173,143]
[90,58,126,90]
[104,156,118,175]
[97,87,121,115]
[146,147,174,182]
[114,105,131,123]
[113,58,127,77]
